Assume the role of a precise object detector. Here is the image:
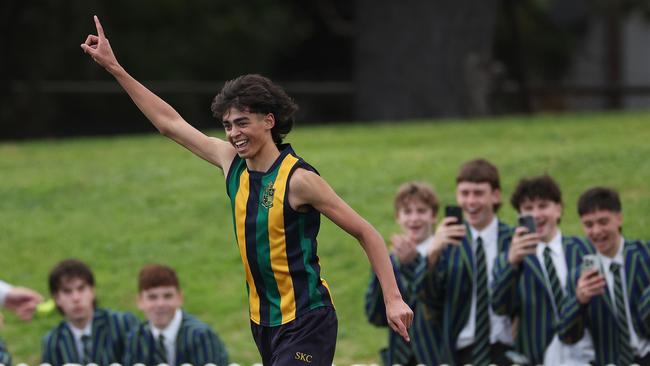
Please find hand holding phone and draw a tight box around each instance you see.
[581,254,602,275]
[577,254,606,304]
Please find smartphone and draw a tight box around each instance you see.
[445,205,463,225]
[581,254,602,275]
[518,215,536,234]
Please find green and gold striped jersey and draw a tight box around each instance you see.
[226,144,333,326]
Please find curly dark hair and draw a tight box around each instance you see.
[577,187,621,216]
[211,74,298,145]
[510,174,562,212]
[49,259,95,295]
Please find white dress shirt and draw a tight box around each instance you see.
[0,281,12,307]
[538,230,595,365]
[457,217,514,348]
[68,319,93,361]
[150,308,183,366]
[598,237,650,357]
[416,235,435,258]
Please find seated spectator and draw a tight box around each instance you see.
[124,263,228,366]
[42,259,139,366]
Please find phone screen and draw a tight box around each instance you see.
[445,205,463,224]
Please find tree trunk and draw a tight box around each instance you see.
[355,0,499,120]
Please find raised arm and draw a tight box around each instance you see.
[289,169,413,341]
[80,16,235,171]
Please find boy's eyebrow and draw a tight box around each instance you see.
[222,116,249,124]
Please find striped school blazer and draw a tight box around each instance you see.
[558,239,650,365]
[491,235,593,365]
[123,311,228,366]
[41,308,139,366]
[405,220,512,365]
[365,253,443,366]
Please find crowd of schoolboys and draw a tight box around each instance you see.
[366,158,650,366]
[2,158,649,366]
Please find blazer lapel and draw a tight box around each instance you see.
[174,311,188,365]
[61,324,80,363]
[523,255,547,290]
[496,220,511,253]
[623,240,636,296]
[459,226,473,278]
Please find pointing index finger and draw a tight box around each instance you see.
[94,15,105,38]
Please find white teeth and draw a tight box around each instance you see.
[235,140,247,147]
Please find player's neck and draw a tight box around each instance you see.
[246,142,281,172]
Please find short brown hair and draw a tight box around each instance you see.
[394,181,439,215]
[456,159,501,211]
[138,264,180,293]
[510,174,562,212]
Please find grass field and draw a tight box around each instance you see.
[1,111,649,365]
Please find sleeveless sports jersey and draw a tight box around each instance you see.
[225,144,333,326]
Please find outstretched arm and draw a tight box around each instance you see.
[80,16,235,171]
[0,281,43,321]
[289,169,414,341]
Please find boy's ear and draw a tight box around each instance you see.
[264,113,276,129]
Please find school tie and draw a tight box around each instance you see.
[80,334,92,365]
[610,262,634,366]
[154,334,168,365]
[543,247,564,315]
[473,236,491,366]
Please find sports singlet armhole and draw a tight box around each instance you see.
[284,161,319,215]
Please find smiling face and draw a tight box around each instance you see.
[137,286,183,330]
[396,199,436,243]
[580,210,622,257]
[222,107,275,160]
[54,277,95,329]
[518,198,563,243]
[456,181,500,230]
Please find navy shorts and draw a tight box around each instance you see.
[250,306,338,366]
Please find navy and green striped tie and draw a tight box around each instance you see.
[543,247,564,315]
[154,334,168,365]
[473,236,490,366]
[611,262,634,366]
[80,334,92,365]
